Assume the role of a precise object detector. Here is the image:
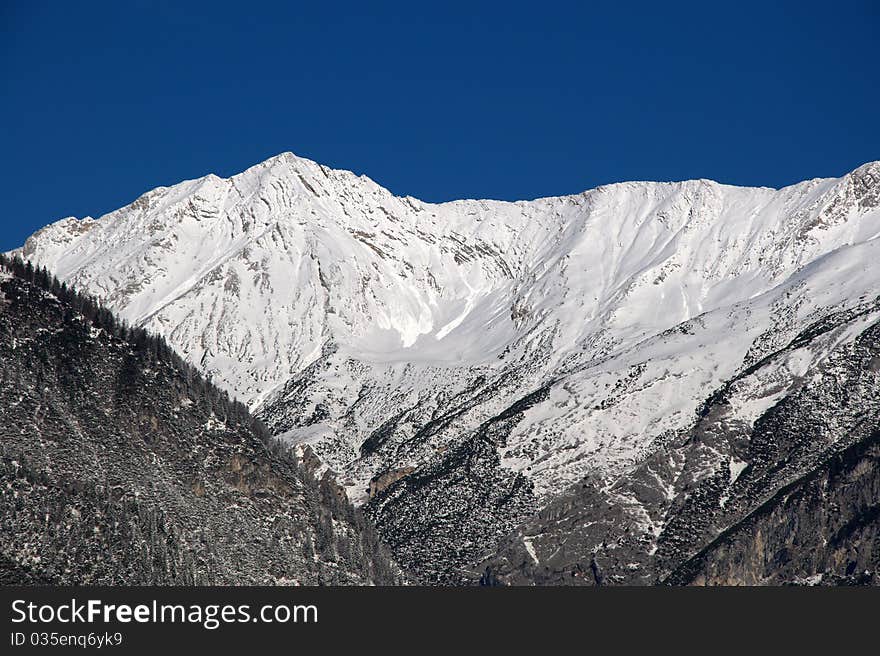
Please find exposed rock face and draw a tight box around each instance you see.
[369,467,416,499]
[666,433,880,586]
[0,266,402,585]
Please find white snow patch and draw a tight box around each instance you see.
[522,535,540,565]
[729,457,748,485]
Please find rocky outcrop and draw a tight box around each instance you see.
[666,433,880,586]
[369,467,416,499]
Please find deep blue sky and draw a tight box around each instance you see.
[2,0,878,250]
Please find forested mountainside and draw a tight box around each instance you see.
[0,255,402,585]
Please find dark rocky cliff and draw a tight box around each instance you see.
[666,431,880,585]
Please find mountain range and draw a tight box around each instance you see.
[10,153,880,584]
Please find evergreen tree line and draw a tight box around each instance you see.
[0,252,269,441]
[0,252,402,583]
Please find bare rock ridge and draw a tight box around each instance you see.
[0,256,402,584]
[13,153,880,583]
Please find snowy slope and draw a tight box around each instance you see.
[16,154,880,513]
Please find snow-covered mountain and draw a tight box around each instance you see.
[16,153,880,581]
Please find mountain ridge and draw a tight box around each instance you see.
[14,153,880,581]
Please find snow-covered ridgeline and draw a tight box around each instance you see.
[15,153,880,501]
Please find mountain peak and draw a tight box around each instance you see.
[11,157,880,582]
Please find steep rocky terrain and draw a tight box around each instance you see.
[482,299,880,585]
[14,153,880,583]
[0,258,402,584]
